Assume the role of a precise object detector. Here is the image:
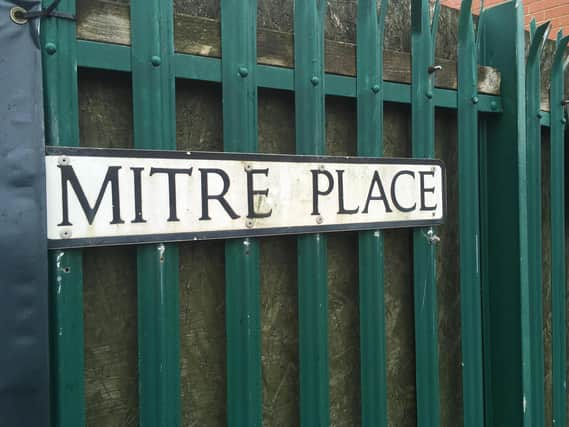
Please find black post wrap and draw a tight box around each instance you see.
[0,1,49,425]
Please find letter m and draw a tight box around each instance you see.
[58,165,124,226]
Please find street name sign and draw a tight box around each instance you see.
[46,147,446,248]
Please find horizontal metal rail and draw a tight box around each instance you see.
[76,39,504,114]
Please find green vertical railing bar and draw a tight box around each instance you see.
[220,1,262,426]
[356,0,389,426]
[550,31,569,427]
[410,1,441,425]
[294,1,329,426]
[526,21,550,427]
[479,3,527,425]
[130,1,180,426]
[41,0,85,426]
[457,2,484,425]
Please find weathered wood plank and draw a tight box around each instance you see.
[76,1,501,95]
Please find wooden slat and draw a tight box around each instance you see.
[76,1,501,95]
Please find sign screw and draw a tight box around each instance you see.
[316,216,324,224]
[245,219,254,229]
[319,164,326,171]
[60,230,72,239]
[58,156,70,166]
[244,164,253,172]
[311,76,320,86]
[238,67,249,77]
[45,43,57,55]
[151,56,161,67]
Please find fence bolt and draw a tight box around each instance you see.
[238,67,249,77]
[316,215,324,224]
[45,43,57,55]
[472,96,479,104]
[425,229,440,244]
[151,56,161,67]
[428,65,443,74]
[371,84,381,94]
[311,76,320,86]
[490,101,498,111]
[537,111,543,119]
[426,90,433,99]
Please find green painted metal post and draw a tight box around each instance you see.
[356,1,389,426]
[526,20,550,427]
[410,1,441,425]
[130,1,180,426]
[478,3,528,425]
[41,0,85,426]
[457,2,484,425]
[294,1,329,426]
[220,1,262,426]
[550,31,569,427]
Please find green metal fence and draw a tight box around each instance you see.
[40,0,568,425]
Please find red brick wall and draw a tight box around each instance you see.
[440,0,569,37]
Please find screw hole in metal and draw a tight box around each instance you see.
[10,6,28,25]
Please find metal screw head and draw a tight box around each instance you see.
[318,164,326,171]
[316,216,324,224]
[371,84,381,94]
[60,229,72,239]
[244,164,253,172]
[490,101,498,111]
[311,76,320,86]
[151,56,161,67]
[10,6,28,25]
[245,219,254,229]
[426,90,433,99]
[238,67,249,77]
[472,96,479,104]
[58,156,70,166]
[45,42,57,55]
